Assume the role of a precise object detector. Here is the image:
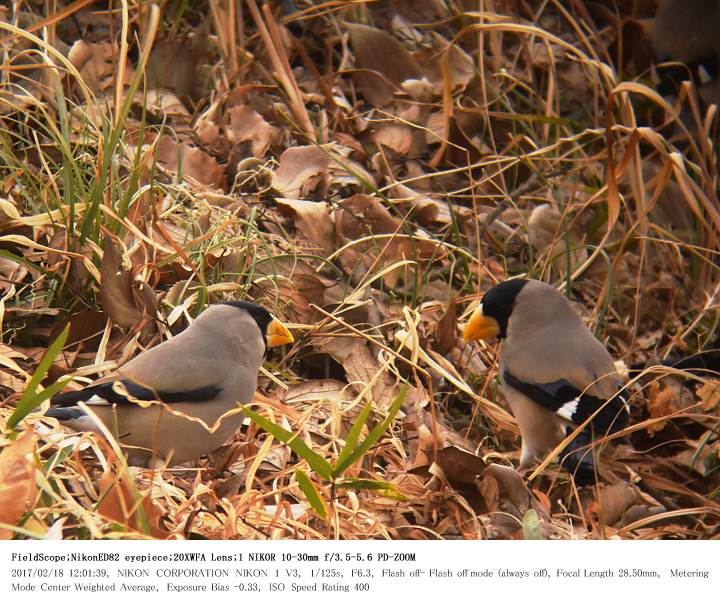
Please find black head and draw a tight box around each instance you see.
[480,279,528,339]
[218,301,273,340]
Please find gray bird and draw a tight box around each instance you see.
[46,301,294,467]
[650,0,720,104]
[463,279,629,483]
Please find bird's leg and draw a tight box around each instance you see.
[518,443,538,471]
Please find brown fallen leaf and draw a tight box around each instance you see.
[100,234,143,329]
[275,198,335,255]
[147,39,207,98]
[283,379,349,406]
[484,463,531,513]
[334,193,446,287]
[196,118,221,146]
[0,369,26,394]
[407,409,483,476]
[0,255,27,286]
[434,296,457,355]
[347,23,422,107]
[434,445,487,485]
[343,342,396,411]
[272,145,332,199]
[645,381,679,436]
[68,40,134,93]
[336,193,399,239]
[421,31,475,92]
[528,204,588,276]
[99,233,157,333]
[475,463,538,538]
[696,380,720,412]
[390,183,451,227]
[141,89,190,119]
[227,106,280,157]
[588,481,649,528]
[251,258,333,325]
[55,309,108,351]
[155,136,225,188]
[620,503,668,527]
[0,430,38,539]
[372,123,413,155]
[97,456,168,538]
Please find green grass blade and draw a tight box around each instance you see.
[333,401,373,474]
[294,469,328,519]
[0,250,49,276]
[332,385,408,478]
[79,7,159,242]
[7,324,70,431]
[335,478,407,500]
[10,378,72,429]
[241,406,333,480]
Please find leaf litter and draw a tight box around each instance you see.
[0,0,718,540]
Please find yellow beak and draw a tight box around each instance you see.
[266,317,294,348]
[462,304,500,342]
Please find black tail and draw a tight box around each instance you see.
[45,407,87,421]
[560,429,597,486]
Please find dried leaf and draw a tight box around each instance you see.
[100,235,144,329]
[68,41,134,93]
[434,296,457,355]
[484,463,531,513]
[696,381,720,412]
[0,369,26,393]
[347,23,422,106]
[476,463,537,538]
[336,193,400,239]
[196,118,220,145]
[147,39,203,98]
[528,204,587,275]
[645,381,676,435]
[407,409,480,473]
[275,198,335,255]
[227,106,279,157]
[435,445,487,484]
[155,136,225,188]
[283,379,349,405]
[99,234,157,336]
[272,145,332,198]
[589,481,643,528]
[97,460,168,538]
[372,123,413,155]
[423,32,475,91]
[0,430,38,539]
[343,342,396,410]
[391,183,451,226]
[142,89,190,117]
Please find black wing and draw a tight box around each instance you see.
[502,370,629,435]
[50,379,222,407]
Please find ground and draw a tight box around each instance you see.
[0,0,718,539]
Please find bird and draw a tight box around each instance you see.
[46,301,294,467]
[463,278,629,484]
[650,0,720,104]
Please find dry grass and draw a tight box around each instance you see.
[0,0,718,540]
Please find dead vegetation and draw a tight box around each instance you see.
[0,0,718,540]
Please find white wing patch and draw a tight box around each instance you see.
[85,394,109,405]
[66,414,101,432]
[698,64,713,85]
[556,397,580,421]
